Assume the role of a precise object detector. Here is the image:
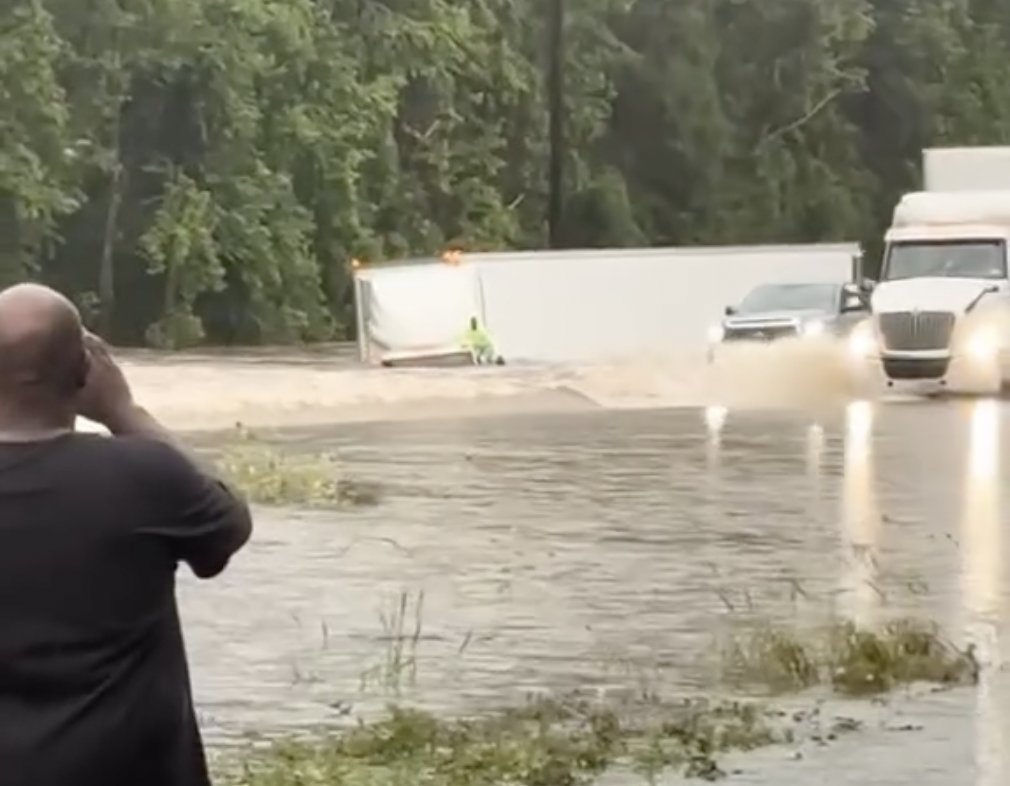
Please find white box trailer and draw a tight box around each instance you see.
[471,245,858,362]
[355,243,859,365]
[924,146,1010,192]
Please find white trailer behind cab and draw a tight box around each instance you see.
[924,146,1010,191]
[851,147,1010,393]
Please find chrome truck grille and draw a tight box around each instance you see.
[722,324,797,342]
[877,311,956,351]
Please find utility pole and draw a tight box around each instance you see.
[546,0,565,248]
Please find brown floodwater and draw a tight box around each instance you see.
[176,395,1009,784]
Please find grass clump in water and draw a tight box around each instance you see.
[721,624,819,693]
[629,699,783,783]
[722,617,978,697]
[213,426,382,508]
[829,618,978,695]
[227,695,790,786]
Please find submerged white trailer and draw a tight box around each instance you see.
[353,259,485,367]
[355,243,860,365]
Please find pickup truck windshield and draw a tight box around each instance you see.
[884,240,1006,281]
[737,284,838,314]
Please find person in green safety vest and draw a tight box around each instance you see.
[462,316,496,365]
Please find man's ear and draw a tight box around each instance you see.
[74,347,91,390]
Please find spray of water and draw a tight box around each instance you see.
[87,338,874,432]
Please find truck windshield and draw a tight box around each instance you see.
[884,240,1006,281]
[737,284,838,314]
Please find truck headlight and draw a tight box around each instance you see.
[708,324,725,343]
[966,329,998,362]
[802,319,826,337]
[848,323,876,359]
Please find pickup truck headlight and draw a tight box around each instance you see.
[848,322,877,359]
[707,324,725,343]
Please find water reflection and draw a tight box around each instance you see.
[806,422,825,514]
[839,401,882,626]
[178,400,1010,783]
[704,405,727,471]
[959,400,1003,786]
[806,423,825,477]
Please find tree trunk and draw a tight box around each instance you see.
[97,161,123,338]
[546,0,565,248]
[0,193,23,289]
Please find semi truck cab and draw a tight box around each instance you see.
[850,191,1010,393]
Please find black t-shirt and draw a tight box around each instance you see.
[0,433,252,786]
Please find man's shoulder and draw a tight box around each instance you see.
[68,433,190,475]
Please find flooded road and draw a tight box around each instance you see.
[177,395,1009,783]
[102,338,856,432]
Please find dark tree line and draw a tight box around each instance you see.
[3,0,1009,346]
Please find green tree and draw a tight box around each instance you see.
[0,0,75,285]
[2,0,1007,345]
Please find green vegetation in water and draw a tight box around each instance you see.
[223,610,977,784]
[227,695,791,786]
[721,617,979,696]
[829,619,979,695]
[213,427,382,508]
[358,590,424,695]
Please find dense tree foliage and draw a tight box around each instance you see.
[2,0,1009,345]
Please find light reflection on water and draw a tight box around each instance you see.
[839,400,882,627]
[183,400,1010,783]
[961,400,1003,786]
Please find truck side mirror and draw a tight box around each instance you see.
[724,305,736,316]
[842,294,865,313]
[843,282,873,308]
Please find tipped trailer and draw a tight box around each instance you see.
[353,255,489,367]
[353,243,862,367]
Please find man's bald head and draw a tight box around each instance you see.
[0,283,86,403]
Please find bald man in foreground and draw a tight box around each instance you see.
[0,284,253,786]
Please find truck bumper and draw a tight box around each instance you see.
[875,351,1003,395]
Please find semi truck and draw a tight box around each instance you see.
[849,146,1010,393]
